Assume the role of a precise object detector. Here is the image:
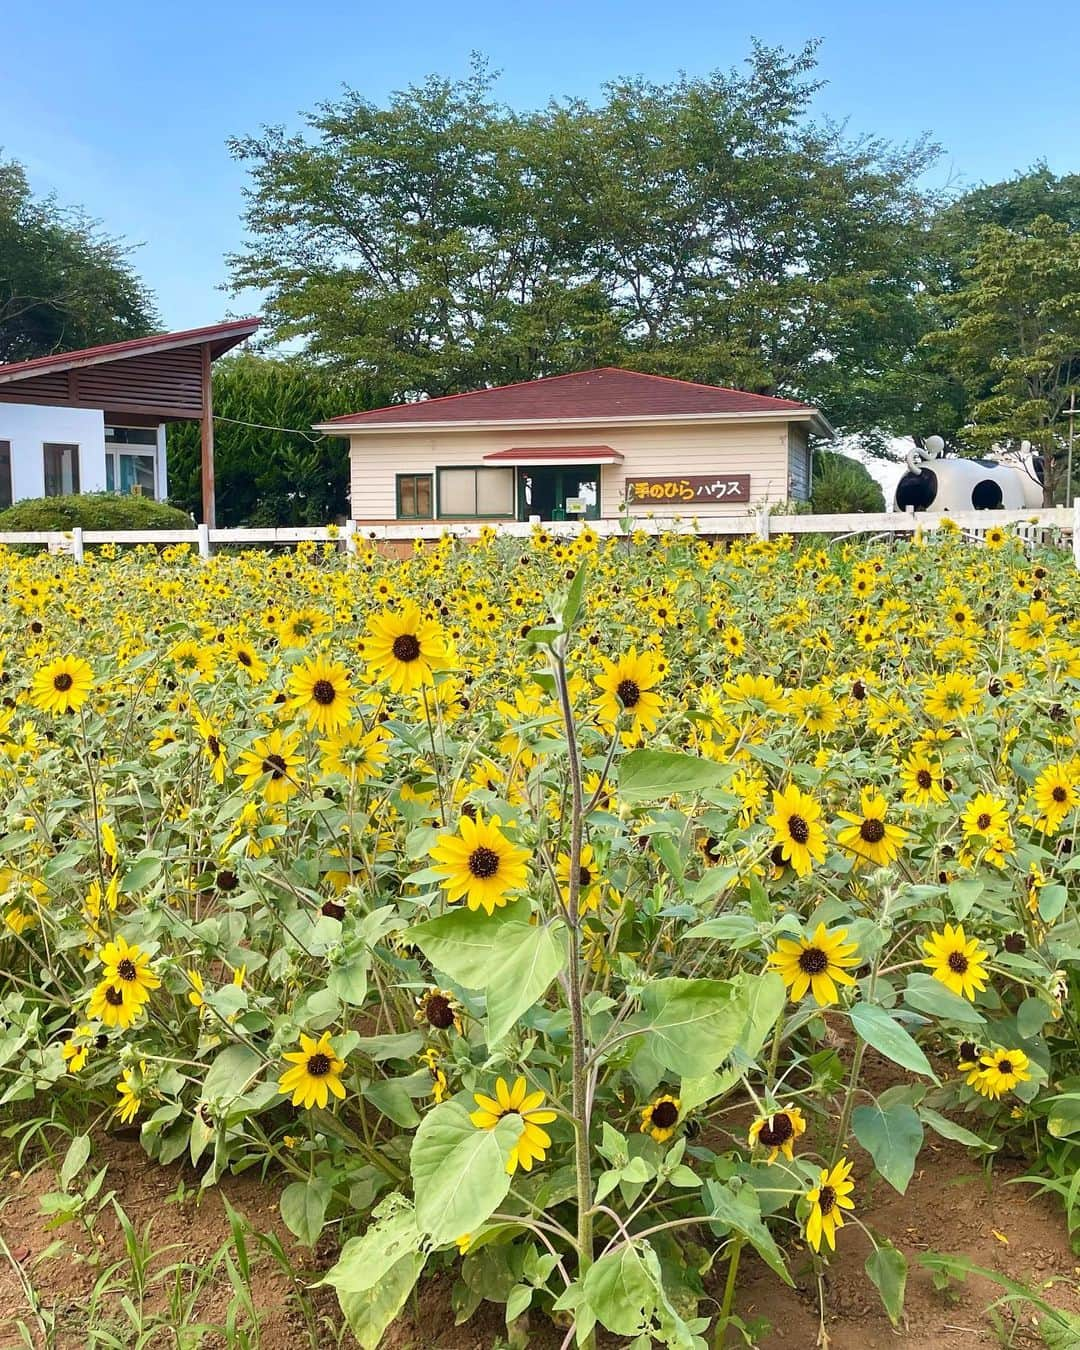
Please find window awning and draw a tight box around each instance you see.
[482,445,623,465]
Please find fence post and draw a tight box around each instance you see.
[342,519,357,556]
[71,527,84,564]
[197,522,211,560]
[755,503,772,541]
[1073,498,1080,571]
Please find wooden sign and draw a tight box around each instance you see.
[625,474,750,505]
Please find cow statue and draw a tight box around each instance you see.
[894,436,1043,512]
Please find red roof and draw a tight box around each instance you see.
[0,318,260,385]
[483,445,623,462]
[317,367,819,429]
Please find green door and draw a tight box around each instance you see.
[517,467,600,521]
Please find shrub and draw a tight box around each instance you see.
[0,493,193,532]
[811,449,886,513]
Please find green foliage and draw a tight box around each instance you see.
[165,352,374,524]
[810,449,885,513]
[0,493,192,531]
[0,156,157,363]
[228,48,938,437]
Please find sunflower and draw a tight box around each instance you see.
[805,1158,856,1253]
[115,1069,142,1125]
[766,784,828,877]
[279,607,329,649]
[749,1104,807,1163]
[723,672,787,714]
[789,684,840,734]
[960,792,1011,843]
[225,633,268,681]
[98,935,161,1005]
[768,923,859,1007]
[957,1040,983,1086]
[836,788,908,869]
[555,842,602,912]
[415,987,463,1035]
[317,723,389,785]
[640,1094,681,1142]
[187,969,209,1016]
[168,640,215,680]
[972,1047,1032,1100]
[1009,600,1057,652]
[194,709,227,785]
[470,1076,556,1174]
[61,1024,93,1074]
[924,672,982,723]
[921,923,990,1000]
[1033,764,1077,832]
[365,602,447,695]
[29,656,94,714]
[87,978,143,1030]
[899,752,948,807]
[594,649,663,735]
[288,653,354,735]
[278,1031,348,1109]
[236,729,304,804]
[419,1048,450,1103]
[429,812,530,915]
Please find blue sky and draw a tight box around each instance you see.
[5,0,1078,334]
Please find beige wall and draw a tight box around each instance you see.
[348,418,806,521]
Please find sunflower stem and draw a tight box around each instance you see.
[718,1236,744,1336]
[550,637,594,1339]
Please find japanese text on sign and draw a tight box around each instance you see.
[625,474,750,505]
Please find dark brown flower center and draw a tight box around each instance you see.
[117,958,138,982]
[958,1041,979,1064]
[758,1112,794,1147]
[237,650,252,666]
[216,869,239,891]
[616,678,641,709]
[818,1185,837,1216]
[392,633,421,663]
[579,865,593,886]
[208,735,221,757]
[307,1053,331,1076]
[997,1058,1013,1076]
[947,951,968,974]
[651,1100,678,1129]
[468,845,500,879]
[798,946,829,975]
[916,769,933,789]
[1052,785,1069,803]
[859,817,886,843]
[977,813,992,831]
[53,672,74,692]
[104,984,124,1006]
[424,994,456,1029]
[263,753,288,779]
[787,814,810,845]
[312,679,337,706]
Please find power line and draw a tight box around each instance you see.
[213,414,326,443]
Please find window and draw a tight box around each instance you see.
[437,467,515,518]
[396,473,433,519]
[106,426,158,499]
[43,443,80,496]
[0,441,11,510]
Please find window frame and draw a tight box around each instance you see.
[435,465,517,521]
[395,472,434,520]
[0,440,11,511]
[43,442,80,496]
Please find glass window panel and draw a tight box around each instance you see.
[0,441,11,510]
[475,468,514,515]
[105,426,157,446]
[438,469,476,516]
[120,453,156,497]
[106,453,116,492]
[415,475,432,517]
[398,476,417,517]
[44,443,79,496]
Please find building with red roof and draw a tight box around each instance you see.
[0,319,259,524]
[314,367,833,525]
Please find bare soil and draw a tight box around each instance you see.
[0,1127,1077,1348]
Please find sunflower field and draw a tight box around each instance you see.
[3,525,1080,1347]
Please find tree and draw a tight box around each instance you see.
[165,353,375,525]
[810,450,885,513]
[923,216,1080,505]
[227,48,938,435]
[0,155,157,362]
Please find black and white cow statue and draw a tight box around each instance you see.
[894,436,1043,512]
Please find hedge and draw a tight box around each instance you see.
[0,494,194,532]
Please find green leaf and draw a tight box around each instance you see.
[1039,884,1068,923]
[852,1102,923,1194]
[363,1077,422,1128]
[849,1003,938,1082]
[561,562,587,629]
[486,921,568,1044]
[947,878,983,921]
[733,971,786,1060]
[201,1045,264,1107]
[902,973,985,1026]
[60,1135,91,1190]
[618,750,727,802]
[280,1179,332,1246]
[321,1198,425,1350]
[410,1100,521,1246]
[327,954,370,1006]
[407,901,526,989]
[918,1106,997,1153]
[1046,1094,1080,1139]
[638,979,743,1077]
[1017,996,1050,1039]
[865,1243,907,1327]
[705,1180,793,1286]
[581,1245,658,1337]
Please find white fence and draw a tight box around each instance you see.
[0,505,1077,563]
